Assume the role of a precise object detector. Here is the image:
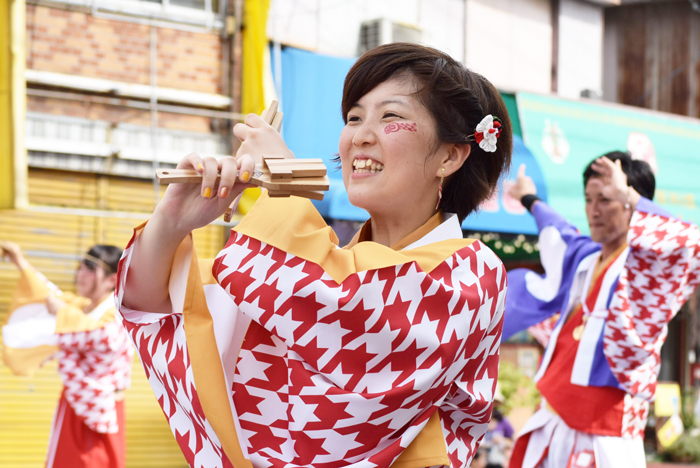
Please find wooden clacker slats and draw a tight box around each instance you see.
[154,100,329,222]
[264,157,327,180]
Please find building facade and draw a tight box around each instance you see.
[264,0,615,98]
[1,0,246,466]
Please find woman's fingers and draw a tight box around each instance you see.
[233,122,249,142]
[177,152,205,172]
[244,113,269,128]
[200,156,219,199]
[217,157,239,199]
[234,114,273,143]
[216,155,255,199]
[238,154,256,183]
[517,163,526,179]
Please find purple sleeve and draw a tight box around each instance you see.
[499,419,515,439]
[502,202,600,340]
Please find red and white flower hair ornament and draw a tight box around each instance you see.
[473,114,502,153]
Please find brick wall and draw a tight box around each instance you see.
[26,4,225,95]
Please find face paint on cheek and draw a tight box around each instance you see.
[384,122,418,134]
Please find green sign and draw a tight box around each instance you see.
[518,92,700,233]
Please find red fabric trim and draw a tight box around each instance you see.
[508,432,531,468]
[537,259,626,437]
[509,432,550,468]
[47,390,125,468]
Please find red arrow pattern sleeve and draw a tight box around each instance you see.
[604,200,700,401]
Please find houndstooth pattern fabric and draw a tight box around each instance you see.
[120,314,233,467]
[526,314,559,348]
[604,210,700,402]
[57,314,133,433]
[621,393,649,439]
[216,232,506,468]
[116,230,506,468]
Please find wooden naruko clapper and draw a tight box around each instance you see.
[154,100,329,222]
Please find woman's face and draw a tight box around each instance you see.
[76,261,99,298]
[75,260,114,300]
[339,77,445,218]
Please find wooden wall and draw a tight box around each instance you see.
[604,1,700,118]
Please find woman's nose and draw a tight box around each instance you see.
[352,122,377,146]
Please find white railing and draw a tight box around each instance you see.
[26,112,231,178]
[38,0,224,30]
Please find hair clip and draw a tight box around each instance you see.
[473,115,502,153]
[83,253,115,274]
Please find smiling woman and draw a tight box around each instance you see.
[116,43,513,468]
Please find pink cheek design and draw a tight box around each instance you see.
[384,122,418,134]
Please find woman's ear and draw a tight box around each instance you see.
[438,143,471,178]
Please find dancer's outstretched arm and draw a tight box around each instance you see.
[123,111,295,314]
[121,153,255,314]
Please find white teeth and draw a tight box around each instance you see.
[352,159,384,173]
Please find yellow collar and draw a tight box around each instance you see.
[344,211,444,251]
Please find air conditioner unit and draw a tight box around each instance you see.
[358,19,422,55]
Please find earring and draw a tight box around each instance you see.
[436,167,445,210]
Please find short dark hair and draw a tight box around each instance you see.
[85,245,123,275]
[473,447,487,461]
[492,409,504,422]
[342,43,513,222]
[583,150,655,200]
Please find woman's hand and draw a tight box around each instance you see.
[46,294,66,316]
[153,153,256,237]
[121,152,254,315]
[233,113,295,163]
[121,117,289,315]
[1,241,29,270]
[508,164,538,201]
[590,157,641,209]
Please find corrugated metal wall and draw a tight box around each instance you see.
[1,168,227,467]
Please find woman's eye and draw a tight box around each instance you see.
[347,115,361,122]
[383,112,400,119]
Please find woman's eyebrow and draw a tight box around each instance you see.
[379,99,409,107]
[349,98,410,112]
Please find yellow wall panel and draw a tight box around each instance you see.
[27,171,99,209]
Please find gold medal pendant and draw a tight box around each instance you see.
[573,316,588,341]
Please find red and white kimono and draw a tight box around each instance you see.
[502,198,700,468]
[116,192,508,468]
[2,267,133,468]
